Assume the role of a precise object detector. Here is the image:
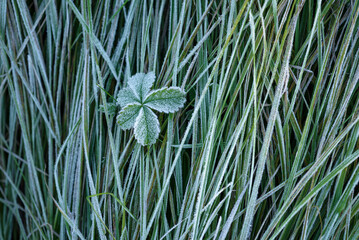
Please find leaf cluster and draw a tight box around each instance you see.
[116,72,186,145]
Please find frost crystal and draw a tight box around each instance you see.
[134,107,160,146]
[117,88,139,107]
[116,104,141,130]
[116,72,186,146]
[145,87,186,113]
[128,72,155,101]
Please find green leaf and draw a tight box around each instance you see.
[116,73,186,146]
[134,106,160,146]
[128,72,156,101]
[144,87,186,113]
[99,102,118,115]
[117,88,140,108]
[116,104,142,130]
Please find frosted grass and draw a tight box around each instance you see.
[1,0,359,239]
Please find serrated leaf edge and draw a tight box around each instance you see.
[144,86,186,113]
[116,103,142,130]
[128,72,156,101]
[116,87,141,107]
[133,107,160,146]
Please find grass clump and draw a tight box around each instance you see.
[1,0,359,239]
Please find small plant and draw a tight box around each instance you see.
[99,102,118,115]
[116,72,186,146]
